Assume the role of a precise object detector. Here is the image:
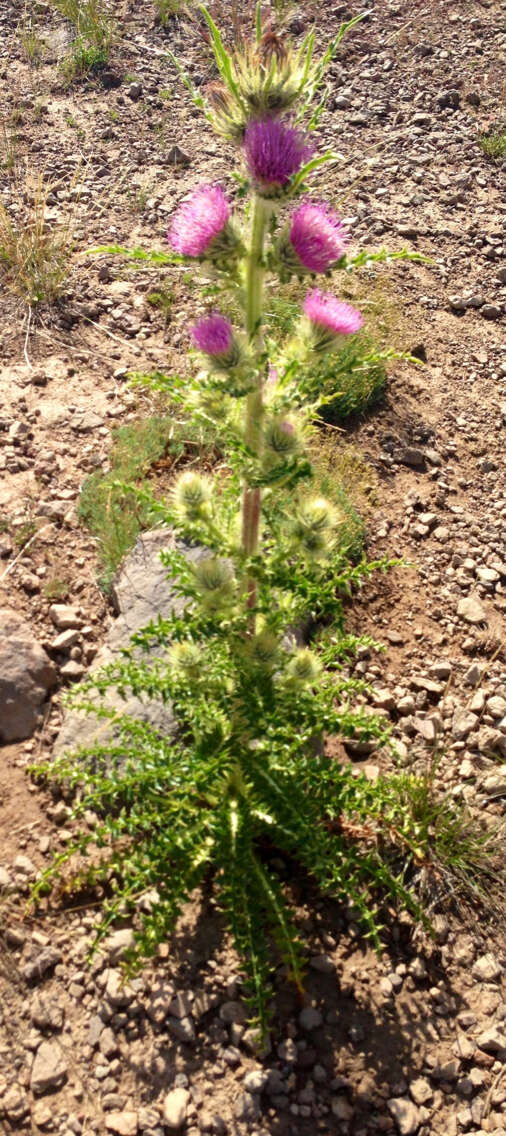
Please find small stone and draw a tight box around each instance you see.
[1,1087,29,1122]
[309,953,335,973]
[387,1096,421,1135]
[30,994,64,1031]
[167,1016,196,1044]
[163,1089,190,1130]
[105,928,135,962]
[299,1006,323,1031]
[168,991,193,1020]
[235,1092,260,1122]
[481,304,502,320]
[30,1040,68,1095]
[105,969,134,1008]
[49,605,84,630]
[435,89,460,109]
[51,629,80,651]
[23,947,62,983]
[127,82,142,100]
[476,1027,506,1055]
[410,1078,432,1105]
[105,1113,138,1136]
[457,595,487,625]
[487,696,506,719]
[482,768,506,796]
[166,144,191,166]
[464,663,481,686]
[331,1096,354,1121]
[219,1001,246,1025]
[243,1070,270,1093]
[60,660,85,681]
[394,446,425,467]
[472,954,502,982]
[452,709,478,740]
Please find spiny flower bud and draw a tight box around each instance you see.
[173,471,212,520]
[249,629,279,669]
[193,556,236,612]
[168,185,241,264]
[286,648,321,685]
[244,119,313,199]
[275,200,348,278]
[263,417,299,461]
[303,289,363,353]
[170,641,202,680]
[292,496,339,560]
[191,313,242,370]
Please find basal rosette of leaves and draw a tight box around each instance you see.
[33,8,433,1038]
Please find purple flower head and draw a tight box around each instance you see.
[244,119,313,195]
[289,200,348,274]
[168,185,231,258]
[191,313,234,357]
[304,289,363,340]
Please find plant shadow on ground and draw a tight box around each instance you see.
[114,880,467,1134]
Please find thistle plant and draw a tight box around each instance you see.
[34,9,433,1038]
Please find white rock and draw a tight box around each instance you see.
[472,953,502,982]
[163,1088,190,1130]
[105,1113,138,1136]
[388,1096,421,1135]
[30,1041,67,1095]
[457,595,487,625]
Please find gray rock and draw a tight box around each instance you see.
[219,1000,246,1024]
[243,1070,270,1093]
[30,1040,68,1095]
[235,1092,261,1122]
[452,709,478,740]
[394,446,426,468]
[0,608,57,742]
[388,1096,421,1135]
[162,1088,190,1130]
[23,947,62,983]
[105,928,135,962]
[481,304,502,320]
[167,1015,196,1044]
[299,1006,323,1030]
[54,531,207,754]
[457,595,487,625]
[435,89,460,109]
[30,994,64,1031]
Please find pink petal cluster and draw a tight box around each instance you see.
[191,313,234,356]
[303,289,363,336]
[290,200,348,274]
[244,119,313,190]
[168,185,231,258]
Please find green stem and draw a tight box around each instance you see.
[242,196,267,620]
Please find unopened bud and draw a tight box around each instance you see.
[174,471,212,519]
[170,641,202,679]
[249,630,279,669]
[286,649,321,685]
[194,556,236,612]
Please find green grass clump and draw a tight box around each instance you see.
[155,0,192,23]
[479,123,506,161]
[79,413,214,589]
[49,0,115,79]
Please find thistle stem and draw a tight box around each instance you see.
[242,196,267,620]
